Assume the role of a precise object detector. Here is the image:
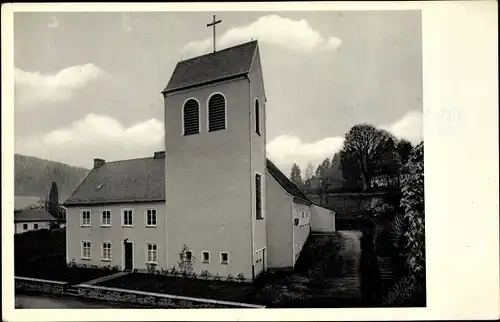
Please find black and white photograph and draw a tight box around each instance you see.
[2,2,498,320]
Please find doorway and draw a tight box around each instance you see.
[124,241,133,271]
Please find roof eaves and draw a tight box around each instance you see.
[162,73,249,96]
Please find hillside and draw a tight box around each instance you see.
[15,154,90,202]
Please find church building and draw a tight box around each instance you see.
[64,39,335,282]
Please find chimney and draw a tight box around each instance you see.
[154,151,165,159]
[93,158,105,169]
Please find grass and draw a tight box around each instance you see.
[98,273,265,305]
[15,255,116,285]
[98,233,361,308]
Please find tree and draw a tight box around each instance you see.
[400,142,425,284]
[290,163,303,189]
[304,162,314,181]
[328,153,343,190]
[396,139,413,169]
[48,182,60,226]
[339,124,396,191]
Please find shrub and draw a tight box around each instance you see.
[213,273,221,282]
[237,273,245,283]
[200,269,210,280]
[146,263,157,274]
[226,273,234,282]
[170,266,178,277]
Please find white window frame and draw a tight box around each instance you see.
[101,241,112,262]
[101,209,111,227]
[81,209,91,227]
[145,208,157,227]
[33,223,39,230]
[206,92,228,132]
[201,251,210,264]
[254,98,261,135]
[185,250,193,262]
[220,252,229,265]
[146,243,158,264]
[22,223,28,231]
[122,208,133,227]
[181,97,201,136]
[81,240,91,260]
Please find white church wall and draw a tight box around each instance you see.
[311,204,336,233]
[164,78,255,280]
[265,172,294,269]
[249,48,268,277]
[66,202,166,271]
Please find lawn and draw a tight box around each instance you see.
[98,273,265,305]
[98,233,361,308]
[15,255,117,285]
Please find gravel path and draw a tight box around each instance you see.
[15,294,116,309]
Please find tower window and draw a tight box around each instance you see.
[255,99,261,135]
[183,99,200,136]
[208,93,226,132]
[256,173,263,220]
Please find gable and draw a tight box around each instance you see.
[266,159,311,205]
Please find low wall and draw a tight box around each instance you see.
[15,276,68,295]
[311,204,336,233]
[77,284,265,308]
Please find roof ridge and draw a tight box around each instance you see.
[179,40,258,64]
[103,156,155,165]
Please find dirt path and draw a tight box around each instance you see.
[324,230,362,299]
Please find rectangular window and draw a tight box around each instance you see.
[220,252,229,265]
[101,210,111,226]
[102,242,111,261]
[255,100,261,135]
[147,243,157,263]
[23,224,28,230]
[256,173,263,220]
[146,209,157,227]
[81,210,91,226]
[202,251,210,263]
[33,224,39,229]
[82,241,91,260]
[185,251,192,262]
[122,209,133,227]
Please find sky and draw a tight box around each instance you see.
[14,11,423,175]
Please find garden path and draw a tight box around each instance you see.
[324,230,362,299]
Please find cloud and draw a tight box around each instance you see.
[15,63,105,107]
[266,135,345,174]
[181,15,342,57]
[381,109,423,145]
[15,114,164,168]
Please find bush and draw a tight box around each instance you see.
[382,275,425,306]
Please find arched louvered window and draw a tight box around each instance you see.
[255,98,261,135]
[183,99,200,136]
[208,93,226,132]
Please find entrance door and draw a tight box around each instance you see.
[124,242,133,271]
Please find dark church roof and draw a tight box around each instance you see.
[64,153,311,207]
[64,155,165,206]
[266,159,312,205]
[163,40,258,95]
[14,209,56,223]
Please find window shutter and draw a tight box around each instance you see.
[183,99,199,135]
[208,94,226,132]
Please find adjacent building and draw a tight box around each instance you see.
[14,209,57,234]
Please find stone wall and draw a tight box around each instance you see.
[15,277,68,295]
[77,284,265,308]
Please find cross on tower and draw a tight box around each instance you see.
[207,15,222,53]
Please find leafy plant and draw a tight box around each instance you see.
[200,269,210,280]
[177,244,196,277]
[226,273,234,282]
[68,258,77,268]
[237,273,245,283]
[146,262,157,274]
[170,266,178,277]
[213,273,221,282]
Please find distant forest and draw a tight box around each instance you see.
[15,154,89,201]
